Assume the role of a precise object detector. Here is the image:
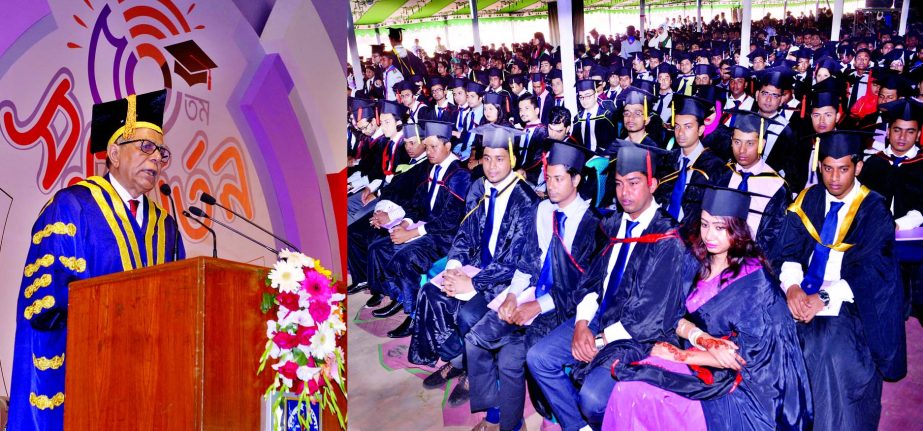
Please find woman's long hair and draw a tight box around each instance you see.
[688,214,771,286]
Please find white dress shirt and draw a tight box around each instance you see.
[575,202,661,345]
[109,174,144,226]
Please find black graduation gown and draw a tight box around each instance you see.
[570,208,692,383]
[423,102,459,124]
[712,165,791,267]
[537,92,555,125]
[407,102,433,124]
[347,158,430,285]
[764,123,802,191]
[614,267,814,431]
[776,184,906,431]
[655,147,726,234]
[378,161,472,309]
[509,91,532,125]
[700,124,735,164]
[572,106,617,152]
[408,177,539,366]
[516,125,549,186]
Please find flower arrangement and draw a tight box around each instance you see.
[259,249,347,430]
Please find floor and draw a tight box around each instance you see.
[347,289,923,431]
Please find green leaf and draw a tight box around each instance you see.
[261,292,276,314]
[292,348,309,366]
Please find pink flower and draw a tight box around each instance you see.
[308,300,331,323]
[278,361,299,381]
[302,269,332,302]
[272,331,298,349]
[293,379,305,394]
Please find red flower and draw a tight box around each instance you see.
[306,377,320,395]
[295,325,318,346]
[276,292,301,311]
[278,360,299,381]
[309,300,331,323]
[293,379,305,394]
[272,331,298,349]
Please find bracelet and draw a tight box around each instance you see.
[688,329,704,350]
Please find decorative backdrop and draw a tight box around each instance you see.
[0,0,347,391]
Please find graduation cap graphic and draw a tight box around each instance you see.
[164,40,218,89]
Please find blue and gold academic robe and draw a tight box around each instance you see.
[9,175,184,431]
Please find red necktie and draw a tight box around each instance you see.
[129,199,140,219]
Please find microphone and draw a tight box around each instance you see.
[199,192,300,252]
[159,183,181,261]
[188,206,280,255]
[182,210,217,258]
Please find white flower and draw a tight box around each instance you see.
[268,259,305,293]
[279,249,314,269]
[296,365,321,382]
[277,308,314,328]
[325,310,346,335]
[329,293,346,304]
[309,324,337,359]
[266,320,278,339]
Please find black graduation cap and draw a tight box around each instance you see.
[474,70,490,85]
[794,48,814,60]
[488,67,503,78]
[371,44,385,55]
[879,98,923,124]
[164,40,217,89]
[814,57,841,73]
[810,90,840,110]
[508,73,528,85]
[473,123,524,167]
[530,72,545,83]
[537,53,552,64]
[627,52,645,63]
[90,89,167,154]
[778,59,798,70]
[465,80,487,94]
[701,186,752,219]
[883,49,906,65]
[877,72,911,95]
[671,93,710,122]
[694,49,711,60]
[378,99,407,119]
[648,48,664,60]
[394,80,416,93]
[423,120,454,141]
[693,64,717,77]
[836,45,855,56]
[815,130,875,160]
[350,98,375,121]
[575,79,597,92]
[450,77,468,89]
[548,69,563,81]
[387,27,403,42]
[631,79,657,95]
[615,66,632,77]
[747,48,768,61]
[617,86,656,114]
[546,138,593,168]
[589,66,610,80]
[729,65,751,79]
[725,109,781,154]
[616,145,657,184]
[483,92,506,108]
[429,76,447,88]
[757,67,794,90]
[654,63,676,79]
[403,123,425,141]
[693,84,728,106]
[673,50,692,62]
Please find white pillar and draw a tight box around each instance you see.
[899,0,910,36]
[830,0,844,42]
[444,18,451,51]
[696,0,702,33]
[740,0,752,68]
[557,0,578,113]
[640,0,646,36]
[783,0,788,20]
[815,0,820,22]
[374,25,381,45]
[470,0,482,53]
[347,3,363,91]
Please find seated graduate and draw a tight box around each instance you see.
[572,79,617,153]
[616,84,663,149]
[421,76,459,124]
[461,140,607,431]
[858,97,923,231]
[655,94,725,233]
[605,186,813,431]
[692,84,734,164]
[777,131,906,431]
[452,80,488,161]
[513,95,549,188]
[363,121,471,336]
[347,100,409,226]
[483,92,514,128]
[795,79,843,193]
[711,110,791,266]
[347,123,430,296]
[526,146,689,431]
[409,124,538,407]
[397,79,432,124]
[752,67,801,188]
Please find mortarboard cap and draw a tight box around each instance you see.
[423,120,454,141]
[429,76,447,88]
[648,48,664,60]
[487,67,503,78]
[530,72,546,83]
[654,63,677,78]
[482,92,506,108]
[701,186,752,220]
[616,66,632,77]
[693,63,717,77]
[371,44,385,55]
[589,65,610,80]
[350,98,375,121]
[816,130,875,160]
[394,80,416,93]
[575,79,597,92]
[729,65,751,80]
[546,138,594,169]
[879,98,923,124]
[466,80,488,94]
[795,48,814,60]
[450,77,468,89]
[377,99,408,119]
[474,70,490,85]
[387,27,403,41]
[403,123,425,141]
[693,84,728,106]
[90,89,167,154]
[747,48,768,61]
[671,93,710,122]
[814,57,841,74]
[757,67,794,90]
[617,86,656,110]
[164,40,218,88]
[509,73,528,85]
[548,69,563,81]
[616,145,657,183]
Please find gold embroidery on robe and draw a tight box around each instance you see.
[24,295,55,320]
[24,254,54,277]
[24,274,52,299]
[29,392,65,410]
[32,222,76,245]
[33,354,65,371]
[58,256,87,273]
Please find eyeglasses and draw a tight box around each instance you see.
[578,93,597,100]
[120,139,171,163]
[759,90,782,100]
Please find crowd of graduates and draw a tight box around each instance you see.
[346,9,922,431]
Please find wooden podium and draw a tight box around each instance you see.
[63,257,277,429]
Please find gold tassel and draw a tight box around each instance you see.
[508,136,516,169]
[643,96,648,119]
[123,94,137,141]
[671,100,675,127]
[811,137,820,172]
[758,117,765,155]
